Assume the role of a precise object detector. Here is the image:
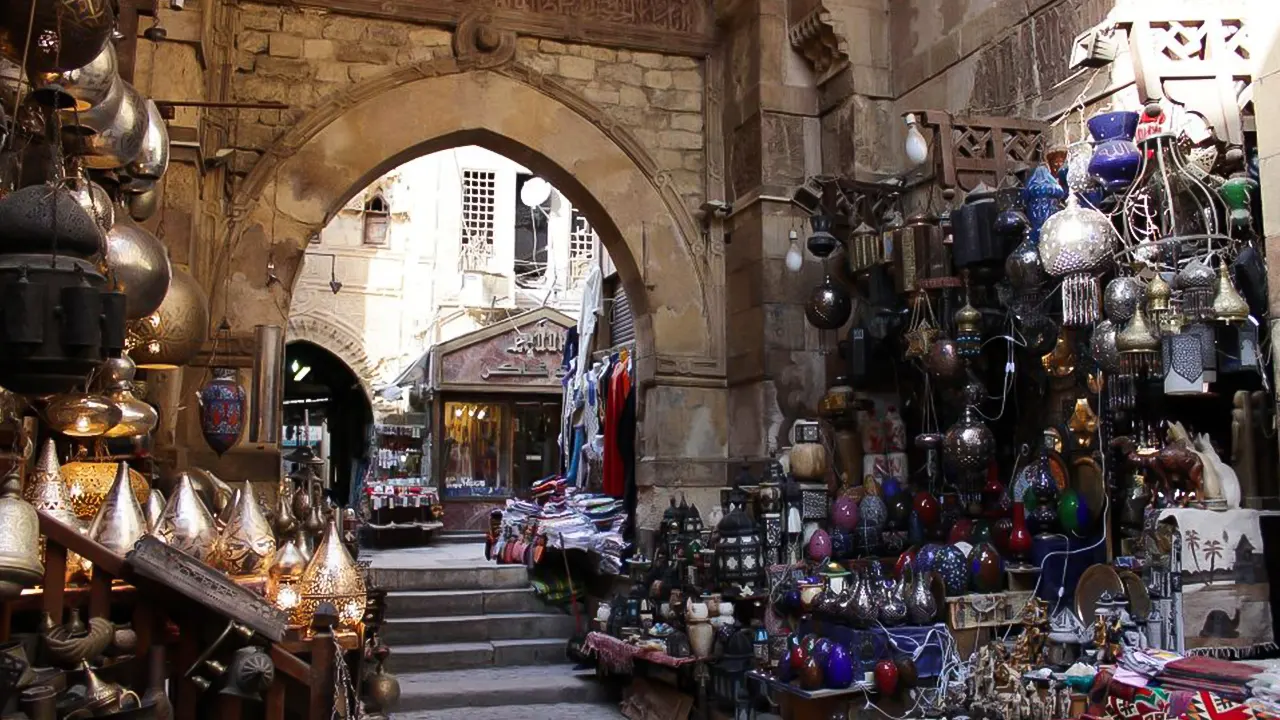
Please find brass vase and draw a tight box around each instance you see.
[274,478,297,538]
[365,663,401,713]
[87,462,148,555]
[0,471,42,599]
[213,481,276,577]
[155,473,217,562]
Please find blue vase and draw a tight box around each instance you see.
[814,638,833,667]
[935,545,969,596]
[199,367,246,455]
[825,643,855,689]
[907,510,926,545]
[1087,111,1141,192]
[916,543,943,574]
[830,528,852,560]
[1022,165,1066,242]
[777,647,794,681]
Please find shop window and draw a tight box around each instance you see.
[460,169,496,271]
[568,208,597,283]
[442,402,508,497]
[362,193,390,247]
[514,173,551,288]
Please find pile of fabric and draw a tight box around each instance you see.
[491,491,629,574]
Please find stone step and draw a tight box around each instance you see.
[438,531,488,544]
[368,564,528,592]
[395,703,623,719]
[395,666,611,712]
[381,612,579,645]
[385,588,548,617]
[386,637,569,672]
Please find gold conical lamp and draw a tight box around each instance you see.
[295,517,365,630]
[87,463,148,556]
[1213,262,1250,323]
[213,481,276,577]
[155,473,217,562]
[267,539,307,615]
[63,458,150,521]
[144,489,165,533]
[0,472,44,599]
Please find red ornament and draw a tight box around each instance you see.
[874,659,899,695]
[947,518,974,544]
[1008,502,1033,560]
[913,491,941,527]
[894,548,917,577]
[791,644,810,672]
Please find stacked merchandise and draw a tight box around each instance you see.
[490,490,629,574]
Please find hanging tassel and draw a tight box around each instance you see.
[1062,274,1101,327]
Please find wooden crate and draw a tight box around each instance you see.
[945,590,1035,630]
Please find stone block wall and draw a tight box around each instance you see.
[225,4,705,216]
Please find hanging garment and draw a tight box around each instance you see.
[602,359,631,498]
[619,379,637,535]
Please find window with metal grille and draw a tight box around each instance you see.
[460,169,496,270]
[362,193,389,246]
[569,208,597,283]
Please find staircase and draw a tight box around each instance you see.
[371,556,617,716]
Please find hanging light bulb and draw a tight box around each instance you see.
[785,230,803,273]
[904,113,929,167]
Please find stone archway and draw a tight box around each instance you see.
[217,50,724,390]
[286,314,379,408]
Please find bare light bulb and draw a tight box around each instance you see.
[784,230,803,273]
[904,113,929,167]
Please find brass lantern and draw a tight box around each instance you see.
[99,356,158,439]
[154,473,217,562]
[267,540,307,616]
[295,517,366,631]
[0,471,43,599]
[43,393,122,438]
[62,458,149,521]
[212,481,276,577]
[126,265,210,370]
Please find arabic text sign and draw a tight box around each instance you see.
[441,320,571,387]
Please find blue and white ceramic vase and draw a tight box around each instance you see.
[1087,111,1141,192]
[1023,165,1066,243]
[199,367,245,455]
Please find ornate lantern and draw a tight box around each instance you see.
[87,463,148,556]
[295,517,366,632]
[895,212,948,293]
[1212,262,1250,323]
[950,183,1003,281]
[1038,195,1116,326]
[847,223,881,274]
[267,540,307,616]
[1175,259,1216,322]
[213,481,276,577]
[199,368,246,455]
[1162,330,1210,396]
[954,299,982,358]
[43,393,121,438]
[0,472,42,600]
[1116,301,1161,374]
[154,473,217,563]
[715,485,762,594]
[127,265,210,369]
[62,458,149,521]
[99,356,158,439]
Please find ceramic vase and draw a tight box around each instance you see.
[886,493,911,531]
[915,544,943,574]
[776,648,794,681]
[968,542,1004,593]
[800,654,824,690]
[807,529,832,562]
[1058,488,1089,535]
[825,643,854,689]
[199,368,246,455]
[830,528,852,560]
[935,545,968,596]
[813,638,833,667]
[688,620,713,658]
[913,491,940,527]
[831,496,858,531]
[874,659,899,695]
[1023,165,1067,241]
[1087,111,1142,192]
[1008,503,1033,560]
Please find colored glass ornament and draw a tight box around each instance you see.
[1087,111,1141,192]
[1008,503,1033,560]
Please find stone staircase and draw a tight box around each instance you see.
[371,559,617,715]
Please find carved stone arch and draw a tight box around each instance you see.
[285,314,379,407]
[218,53,725,394]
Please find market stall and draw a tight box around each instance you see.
[424,308,575,530]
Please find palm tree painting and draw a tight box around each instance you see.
[1185,529,1202,571]
[1203,537,1224,584]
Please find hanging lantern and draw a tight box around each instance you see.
[846,223,881,274]
[1175,259,1216,322]
[0,472,42,600]
[199,368,246,455]
[1212,262,1250,323]
[144,489,164,532]
[87,463,148,556]
[267,540,308,617]
[295,517,366,631]
[715,484,763,594]
[1145,273,1173,330]
[1023,165,1066,242]
[1089,320,1122,374]
[951,183,1004,281]
[944,391,994,477]
[105,207,172,322]
[804,276,852,330]
[806,213,839,258]
[154,473,217,563]
[954,300,982,358]
[43,393,122,438]
[1104,276,1143,324]
[1038,195,1115,326]
[1116,303,1161,374]
[100,356,158,439]
[1162,330,1210,396]
[127,265,210,370]
[62,459,149,520]
[26,440,90,582]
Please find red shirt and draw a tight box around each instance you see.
[602,360,631,497]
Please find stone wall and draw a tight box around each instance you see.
[225,4,705,215]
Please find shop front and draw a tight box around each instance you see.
[426,308,575,530]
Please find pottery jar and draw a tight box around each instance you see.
[968,542,1004,593]
[825,643,855,689]
[800,653,825,690]
[688,619,714,658]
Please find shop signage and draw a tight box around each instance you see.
[440,317,574,388]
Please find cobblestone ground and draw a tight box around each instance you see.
[396,704,624,719]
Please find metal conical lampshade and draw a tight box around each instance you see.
[1213,262,1250,323]
[144,489,165,532]
[87,463,148,555]
[213,481,276,577]
[295,517,365,630]
[267,540,307,615]
[28,440,90,582]
[155,473,217,562]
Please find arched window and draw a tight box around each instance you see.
[362,193,390,246]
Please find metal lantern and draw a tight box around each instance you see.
[1162,331,1210,396]
[1212,262,1250,323]
[0,472,42,600]
[267,540,307,616]
[1090,320,1122,374]
[213,481,276,577]
[1104,276,1143,324]
[818,560,851,595]
[1038,195,1115,326]
[1116,302,1161,374]
[895,212,948,293]
[127,264,210,369]
[847,223,881,274]
[100,356,158,439]
[155,472,217,562]
[1175,259,1216,322]
[805,275,852,330]
[86,462,148,556]
[954,300,982,358]
[105,207,172,321]
[199,368,246,455]
[0,0,116,74]
[715,485,762,594]
[951,182,1003,280]
[944,405,994,476]
[295,517,366,631]
[807,213,839,258]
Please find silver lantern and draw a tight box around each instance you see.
[1039,195,1116,326]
